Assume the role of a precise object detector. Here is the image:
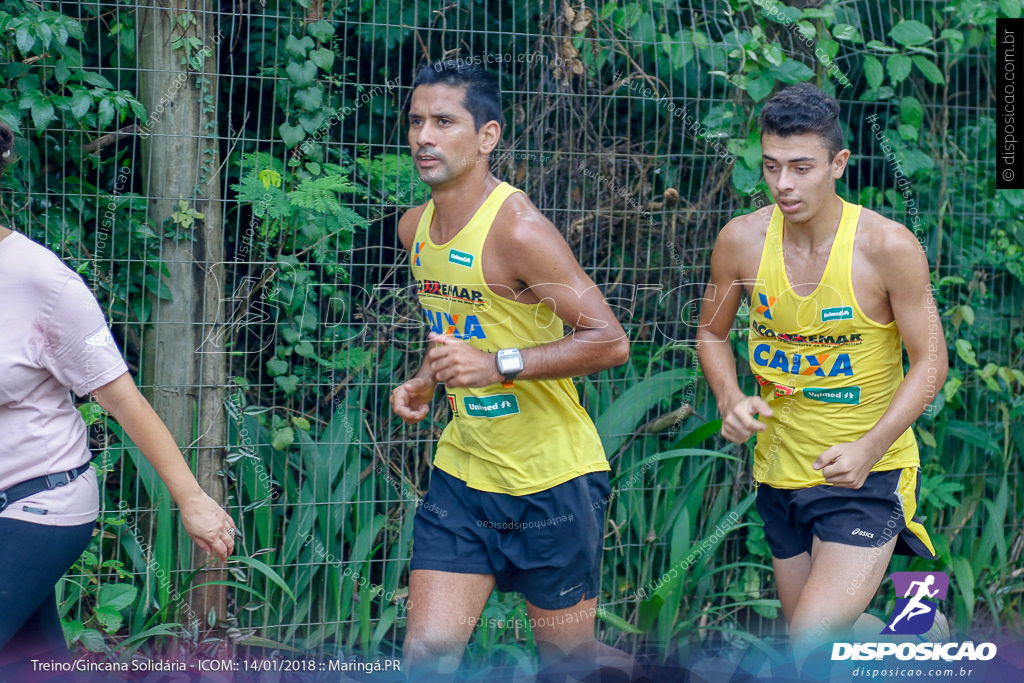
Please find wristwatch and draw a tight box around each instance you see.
[495,348,524,385]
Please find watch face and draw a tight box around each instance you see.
[498,348,524,374]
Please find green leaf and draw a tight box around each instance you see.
[229,555,297,602]
[72,69,114,89]
[901,96,924,127]
[266,358,289,376]
[863,56,884,90]
[295,87,322,111]
[800,8,833,20]
[294,340,315,358]
[886,55,912,85]
[97,97,114,128]
[890,20,933,47]
[912,56,945,85]
[79,628,106,651]
[97,583,137,611]
[279,122,305,148]
[308,47,334,72]
[275,375,299,395]
[271,426,295,450]
[596,608,643,634]
[307,19,335,42]
[30,99,56,132]
[15,25,34,53]
[763,44,783,67]
[284,34,315,60]
[745,72,775,102]
[595,368,697,457]
[62,619,85,643]
[94,606,123,633]
[285,60,317,87]
[55,59,71,84]
[831,24,862,42]
[69,88,91,119]
[866,39,898,53]
[665,32,694,69]
[298,113,324,133]
[731,162,762,194]
[954,339,977,367]
[633,14,656,44]
[1001,0,1022,19]
[949,555,975,623]
[767,59,814,83]
[898,149,934,177]
[940,29,965,53]
[817,38,839,60]
[897,124,918,141]
[78,403,105,425]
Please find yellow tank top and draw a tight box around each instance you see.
[411,182,609,496]
[749,198,919,488]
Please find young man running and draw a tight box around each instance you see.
[696,83,947,661]
[389,60,632,679]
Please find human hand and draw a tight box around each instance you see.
[179,492,236,561]
[720,395,773,443]
[390,376,437,423]
[813,440,883,489]
[426,333,502,388]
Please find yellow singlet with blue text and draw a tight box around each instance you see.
[411,182,609,496]
[748,198,919,489]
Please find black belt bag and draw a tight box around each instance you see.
[0,463,92,514]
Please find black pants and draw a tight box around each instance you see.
[0,518,95,680]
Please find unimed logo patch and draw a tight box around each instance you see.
[821,305,853,321]
[448,249,474,267]
[804,386,860,405]
[463,393,519,418]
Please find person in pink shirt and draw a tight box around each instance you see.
[0,122,236,674]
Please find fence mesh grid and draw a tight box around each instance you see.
[2,0,1017,666]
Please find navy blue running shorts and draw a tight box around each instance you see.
[755,466,936,560]
[410,467,610,610]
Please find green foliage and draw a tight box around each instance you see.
[2,0,1019,672]
[0,2,143,134]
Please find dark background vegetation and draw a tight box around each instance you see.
[0,0,1020,673]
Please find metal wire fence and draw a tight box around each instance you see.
[2,0,1018,669]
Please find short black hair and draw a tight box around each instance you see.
[759,83,843,159]
[412,59,502,131]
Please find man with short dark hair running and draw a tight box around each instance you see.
[390,60,633,679]
[697,83,948,663]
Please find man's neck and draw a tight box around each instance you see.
[0,226,12,242]
[783,195,843,250]
[429,171,501,242]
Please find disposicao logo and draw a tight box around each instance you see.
[832,571,997,662]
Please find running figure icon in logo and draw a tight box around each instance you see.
[882,572,950,635]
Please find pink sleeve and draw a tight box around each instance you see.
[41,275,130,396]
